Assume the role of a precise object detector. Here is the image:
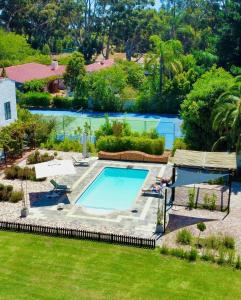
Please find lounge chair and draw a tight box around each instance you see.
[142,185,163,198]
[50,179,71,193]
[72,156,90,167]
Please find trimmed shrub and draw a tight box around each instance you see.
[52,96,73,109]
[27,150,54,165]
[96,136,165,155]
[176,229,193,245]
[10,191,24,203]
[21,92,52,107]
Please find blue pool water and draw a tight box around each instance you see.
[75,167,148,210]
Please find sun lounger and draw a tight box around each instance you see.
[50,179,71,193]
[72,156,90,167]
[142,185,163,198]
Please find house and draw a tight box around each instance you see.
[0,78,17,127]
[0,59,115,93]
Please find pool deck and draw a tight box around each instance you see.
[0,151,167,238]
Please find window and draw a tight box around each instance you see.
[4,102,11,120]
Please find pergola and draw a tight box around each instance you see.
[163,150,237,233]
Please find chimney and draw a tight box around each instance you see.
[51,60,59,70]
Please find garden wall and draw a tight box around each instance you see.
[98,150,170,163]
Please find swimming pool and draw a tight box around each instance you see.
[75,167,148,210]
[29,109,182,149]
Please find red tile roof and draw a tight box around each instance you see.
[1,59,115,84]
[3,63,66,83]
[86,59,115,72]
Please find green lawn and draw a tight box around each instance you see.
[0,232,241,300]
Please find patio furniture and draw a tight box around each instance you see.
[72,156,90,167]
[50,179,71,193]
[142,184,163,198]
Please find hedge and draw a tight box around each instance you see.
[96,136,164,155]
[52,96,73,109]
[21,92,52,107]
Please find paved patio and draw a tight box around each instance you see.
[0,150,241,253]
[0,151,167,238]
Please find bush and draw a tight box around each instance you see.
[203,193,217,211]
[41,139,84,153]
[188,248,198,261]
[170,248,188,259]
[4,165,41,181]
[21,92,52,107]
[223,235,235,250]
[203,235,222,250]
[176,229,193,245]
[201,250,216,263]
[172,138,187,155]
[52,96,73,109]
[27,150,54,165]
[0,184,23,202]
[96,136,165,155]
[22,79,46,92]
[160,245,169,255]
[187,188,195,209]
[10,191,24,203]
[217,248,226,265]
[236,256,241,270]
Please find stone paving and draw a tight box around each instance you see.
[1,150,241,252]
[0,150,166,238]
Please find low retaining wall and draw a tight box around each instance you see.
[98,151,170,163]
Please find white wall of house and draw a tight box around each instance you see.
[0,79,17,127]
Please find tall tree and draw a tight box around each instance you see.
[212,76,241,153]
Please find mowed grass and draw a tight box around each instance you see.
[0,232,241,300]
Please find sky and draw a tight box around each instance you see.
[155,0,161,10]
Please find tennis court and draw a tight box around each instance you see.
[30,110,182,149]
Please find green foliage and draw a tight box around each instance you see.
[4,165,41,181]
[10,191,24,203]
[95,116,131,139]
[0,184,23,203]
[20,92,52,108]
[169,247,187,259]
[160,245,169,255]
[0,29,50,66]
[188,248,198,261]
[42,139,85,153]
[96,136,164,155]
[172,138,187,155]
[64,52,86,91]
[176,229,193,245]
[52,96,73,109]
[22,79,47,93]
[223,236,235,250]
[201,250,216,263]
[203,193,217,211]
[89,65,127,112]
[42,44,51,55]
[27,150,54,165]
[187,188,195,209]
[181,67,234,150]
[197,222,206,232]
